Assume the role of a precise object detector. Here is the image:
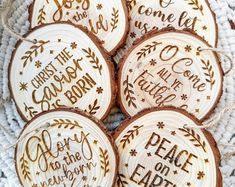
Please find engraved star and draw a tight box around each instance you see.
[197,99,200,102]
[125,163,128,167]
[130,32,136,38]
[92,177,97,181]
[173,170,178,175]
[32,184,38,187]
[58,39,61,42]
[96,87,103,94]
[195,109,200,113]
[129,69,133,73]
[50,50,54,54]
[187,182,191,186]
[19,82,28,91]
[197,171,205,180]
[82,176,87,181]
[202,25,208,30]
[66,12,69,15]
[96,4,103,10]
[130,149,137,156]
[35,60,42,68]
[76,6,80,9]
[141,98,145,102]
[36,171,40,175]
[185,45,192,52]
[171,131,176,136]
[149,59,157,66]
[70,42,77,49]
[207,96,211,100]
[19,71,23,75]
[181,94,188,101]
[204,159,209,163]
[157,122,165,129]
[147,152,151,157]
[93,140,98,144]
[57,133,61,137]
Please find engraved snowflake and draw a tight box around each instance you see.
[157,122,165,129]
[130,149,137,156]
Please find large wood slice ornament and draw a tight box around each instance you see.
[114,107,222,187]
[29,0,128,55]
[15,108,117,187]
[118,29,223,120]
[115,0,218,61]
[9,23,115,121]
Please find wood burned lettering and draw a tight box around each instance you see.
[23,127,97,186]
[29,46,98,111]
[129,131,199,187]
[126,43,214,108]
[135,1,200,34]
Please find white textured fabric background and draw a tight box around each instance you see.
[0,0,234,186]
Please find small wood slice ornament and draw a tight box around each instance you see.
[29,0,128,55]
[114,107,222,187]
[118,29,223,120]
[9,23,115,121]
[15,109,117,187]
[115,0,218,62]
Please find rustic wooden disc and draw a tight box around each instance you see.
[115,0,218,62]
[9,23,116,121]
[29,0,129,55]
[114,107,222,187]
[15,108,118,187]
[118,29,223,120]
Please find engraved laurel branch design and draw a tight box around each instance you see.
[123,75,137,109]
[179,127,206,152]
[185,0,204,15]
[24,103,38,118]
[136,41,162,61]
[126,0,136,11]
[99,147,110,177]
[116,173,128,187]
[111,7,119,32]
[21,40,49,68]
[51,119,83,129]
[85,99,100,115]
[37,5,46,25]
[120,125,143,149]
[20,154,31,181]
[201,59,215,90]
[82,48,103,75]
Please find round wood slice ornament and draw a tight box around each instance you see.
[118,29,223,120]
[114,107,222,187]
[9,23,116,121]
[114,0,218,62]
[15,108,118,187]
[29,0,128,55]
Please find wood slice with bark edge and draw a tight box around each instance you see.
[28,0,130,56]
[8,22,117,122]
[113,107,222,187]
[15,108,119,187]
[117,27,224,122]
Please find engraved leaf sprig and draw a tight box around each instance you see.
[201,59,215,90]
[185,0,204,15]
[116,173,128,187]
[82,48,102,75]
[21,40,49,68]
[179,127,206,152]
[136,41,162,61]
[37,5,46,25]
[126,0,136,11]
[111,8,119,32]
[24,103,38,118]
[85,99,100,115]
[20,154,31,181]
[51,119,83,129]
[120,125,143,149]
[123,75,137,108]
[99,147,110,177]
